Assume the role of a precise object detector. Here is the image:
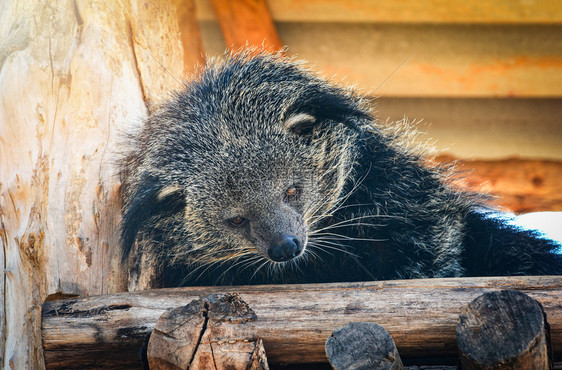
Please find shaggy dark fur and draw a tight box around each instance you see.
[120,51,561,290]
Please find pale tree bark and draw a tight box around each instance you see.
[0,0,188,368]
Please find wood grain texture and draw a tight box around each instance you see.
[326,322,404,370]
[457,290,551,369]
[41,276,562,368]
[0,1,185,368]
[148,293,268,369]
[210,0,283,52]
[148,300,207,369]
[196,0,562,24]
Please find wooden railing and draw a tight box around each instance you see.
[41,276,562,368]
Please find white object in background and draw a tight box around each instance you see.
[512,212,562,254]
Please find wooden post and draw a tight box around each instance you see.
[457,290,552,369]
[148,293,269,369]
[0,1,192,367]
[175,0,206,77]
[326,322,404,370]
[41,276,562,368]
[210,0,284,52]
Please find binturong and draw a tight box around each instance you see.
[120,50,561,290]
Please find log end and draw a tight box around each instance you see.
[326,322,403,370]
[456,289,551,369]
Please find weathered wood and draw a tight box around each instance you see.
[457,290,551,369]
[210,0,283,52]
[41,276,562,368]
[0,1,186,368]
[148,299,206,369]
[326,322,404,370]
[196,0,562,24]
[148,293,268,369]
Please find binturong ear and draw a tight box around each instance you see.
[121,176,185,261]
[283,88,372,136]
[283,113,317,135]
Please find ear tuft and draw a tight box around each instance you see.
[157,185,183,201]
[283,113,317,135]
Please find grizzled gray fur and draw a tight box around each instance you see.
[120,51,561,290]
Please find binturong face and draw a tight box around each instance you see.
[172,111,357,279]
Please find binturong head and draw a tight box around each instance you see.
[120,50,373,288]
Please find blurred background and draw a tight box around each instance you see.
[179,0,562,214]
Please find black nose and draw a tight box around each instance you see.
[268,236,303,262]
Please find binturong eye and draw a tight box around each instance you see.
[227,216,249,228]
[284,185,301,203]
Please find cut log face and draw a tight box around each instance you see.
[147,299,207,370]
[326,322,404,370]
[147,293,268,369]
[456,289,552,369]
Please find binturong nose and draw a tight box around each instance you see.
[268,236,303,262]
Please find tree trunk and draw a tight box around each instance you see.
[0,0,189,368]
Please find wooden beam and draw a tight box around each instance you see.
[198,22,562,98]
[196,0,562,24]
[41,276,562,368]
[210,0,283,52]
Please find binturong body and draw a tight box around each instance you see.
[120,51,561,290]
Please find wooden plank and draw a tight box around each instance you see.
[196,0,562,24]
[41,276,562,368]
[210,0,283,52]
[435,156,562,213]
[280,24,562,98]
[376,98,562,160]
[199,22,562,97]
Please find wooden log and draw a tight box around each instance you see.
[148,293,268,369]
[456,290,552,369]
[435,156,562,213]
[326,322,404,370]
[210,0,283,52]
[41,276,562,368]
